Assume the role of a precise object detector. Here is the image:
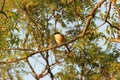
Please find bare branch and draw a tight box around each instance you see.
[97,2,120,30]
[81,0,105,38]
[105,2,120,30]
[38,52,55,79]
[96,2,111,29]
[0,11,7,18]
[97,21,106,29]
[46,53,54,80]
[105,2,111,21]
[38,61,58,79]
[0,0,7,18]
[31,56,45,67]
[1,0,5,11]
[26,58,39,80]
[0,57,27,65]
[106,20,120,30]
[109,39,120,43]
[1,48,34,51]
[0,0,106,65]
[112,1,120,20]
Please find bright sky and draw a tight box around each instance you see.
[23,1,120,80]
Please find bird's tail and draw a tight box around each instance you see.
[65,45,70,53]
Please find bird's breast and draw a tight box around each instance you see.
[54,34,64,44]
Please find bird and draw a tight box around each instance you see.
[54,32,70,53]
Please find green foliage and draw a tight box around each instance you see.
[55,41,120,80]
[0,0,120,80]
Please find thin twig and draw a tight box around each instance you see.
[81,0,105,38]
[1,48,34,51]
[0,0,7,18]
[105,2,119,30]
[96,2,119,30]
[109,38,120,43]
[0,11,7,18]
[0,0,106,65]
[112,1,120,20]
[96,21,106,29]
[31,56,45,67]
[38,61,58,79]
[105,2,111,21]
[1,0,5,11]
[106,20,120,30]
[96,2,111,29]
[26,58,38,80]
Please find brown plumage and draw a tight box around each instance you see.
[54,32,70,53]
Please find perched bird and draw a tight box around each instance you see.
[54,32,70,53]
